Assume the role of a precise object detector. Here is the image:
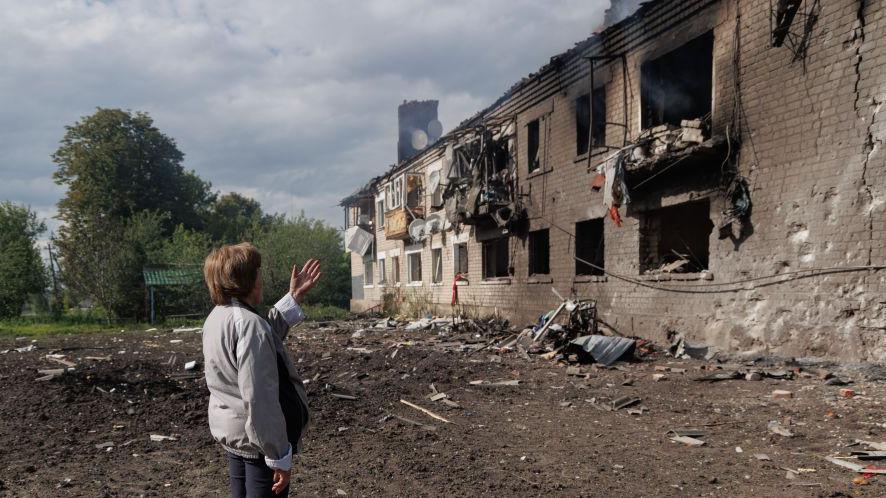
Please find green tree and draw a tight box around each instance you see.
[58,211,166,320]
[253,214,350,308]
[52,108,214,232]
[147,225,214,317]
[205,192,269,243]
[0,202,47,318]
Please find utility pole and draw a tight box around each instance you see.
[46,234,62,318]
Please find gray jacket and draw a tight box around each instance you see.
[201,294,310,470]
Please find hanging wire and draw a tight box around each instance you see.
[538,212,884,294]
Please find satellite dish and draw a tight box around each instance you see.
[408,218,427,242]
[425,212,444,233]
[427,119,443,141]
[411,129,429,150]
[428,170,441,192]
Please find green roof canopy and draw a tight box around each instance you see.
[143,266,202,287]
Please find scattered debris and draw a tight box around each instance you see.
[668,332,716,360]
[569,335,635,366]
[856,440,886,451]
[95,441,114,450]
[666,428,706,438]
[470,379,521,387]
[611,396,641,411]
[839,388,855,398]
[15,345,37,353]
[824,456,886,474]
[652,373,668,382]
[695,371,741,382]
[745,372,762,381]
[35,368,65,381]
[184,360,198,371]
[754,454,771,461]
[172,327,201,333]
[382,413,436,432]
[400,399,452,424]
[771,390,793,400]
[768,420,794,437]
[671,435,705,447]
[850,451,886,460]
[149,434,179,442]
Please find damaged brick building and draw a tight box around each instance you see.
[340,0,886,362]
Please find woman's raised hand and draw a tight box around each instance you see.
[289,259,322,304]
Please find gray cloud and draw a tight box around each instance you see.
[0,0,607,230]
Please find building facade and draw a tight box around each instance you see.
[341,0,886,362]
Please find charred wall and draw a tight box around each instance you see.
[349,0,886,362]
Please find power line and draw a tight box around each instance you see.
[540,213,885,294]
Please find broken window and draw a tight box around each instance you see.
[482,237,510,279]
[528,229,550,275]
[408,253,422,283]
[641,31,713,129]
[527,119,540,173]
[640,199,714,274]
[378,258,386,284]
[391,256,400,284]
[376,199,385,228]
[384,177,403,211]
[576,87,606,155]
[431,248,443,283]
[406,174,423,209]
[346,198,373,228]
[364,258,374,285]
[454,243,468,275]
[575,219,605,276]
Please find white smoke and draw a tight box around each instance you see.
[604,0,645,26]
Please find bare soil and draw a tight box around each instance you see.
[1,321,885,497]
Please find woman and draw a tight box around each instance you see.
[201,243,321,497]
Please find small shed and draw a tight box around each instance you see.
[143,265,203,323]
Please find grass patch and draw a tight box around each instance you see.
[0,318,138,337]
[301,304,351,321]
[0,304,351,337]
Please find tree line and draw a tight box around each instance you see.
[1,108,349,321]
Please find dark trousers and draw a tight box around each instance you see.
[227,452,290,498]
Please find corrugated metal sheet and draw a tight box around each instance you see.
[143,266,202,286]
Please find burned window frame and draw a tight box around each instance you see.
[407,252,423,284]
[384,177,403,211]
[528,229,551,276]
[482,236,510,279]
[363,257,374,286]
[454,243,469,276]
[639,199,714,275]
[527,119,541,173]
[431,248,443,284]
[377,257,386,285]
[375,197,385,229]
[575,218,605,276]
[576,87,607,156]
[640,31,714,130]
[391,256,401,284]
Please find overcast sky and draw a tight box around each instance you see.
[0,0,609,234]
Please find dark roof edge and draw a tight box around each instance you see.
[340,0,662,205]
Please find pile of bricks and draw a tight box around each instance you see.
[643,118,707,156]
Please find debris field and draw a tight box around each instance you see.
[1,320,885,497]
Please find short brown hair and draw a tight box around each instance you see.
[203,242,262,305]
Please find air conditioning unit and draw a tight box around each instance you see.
[344,226,374,255]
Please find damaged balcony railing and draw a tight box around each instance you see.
[440,119,527,233]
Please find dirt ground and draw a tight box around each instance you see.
[1,319,885,497]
